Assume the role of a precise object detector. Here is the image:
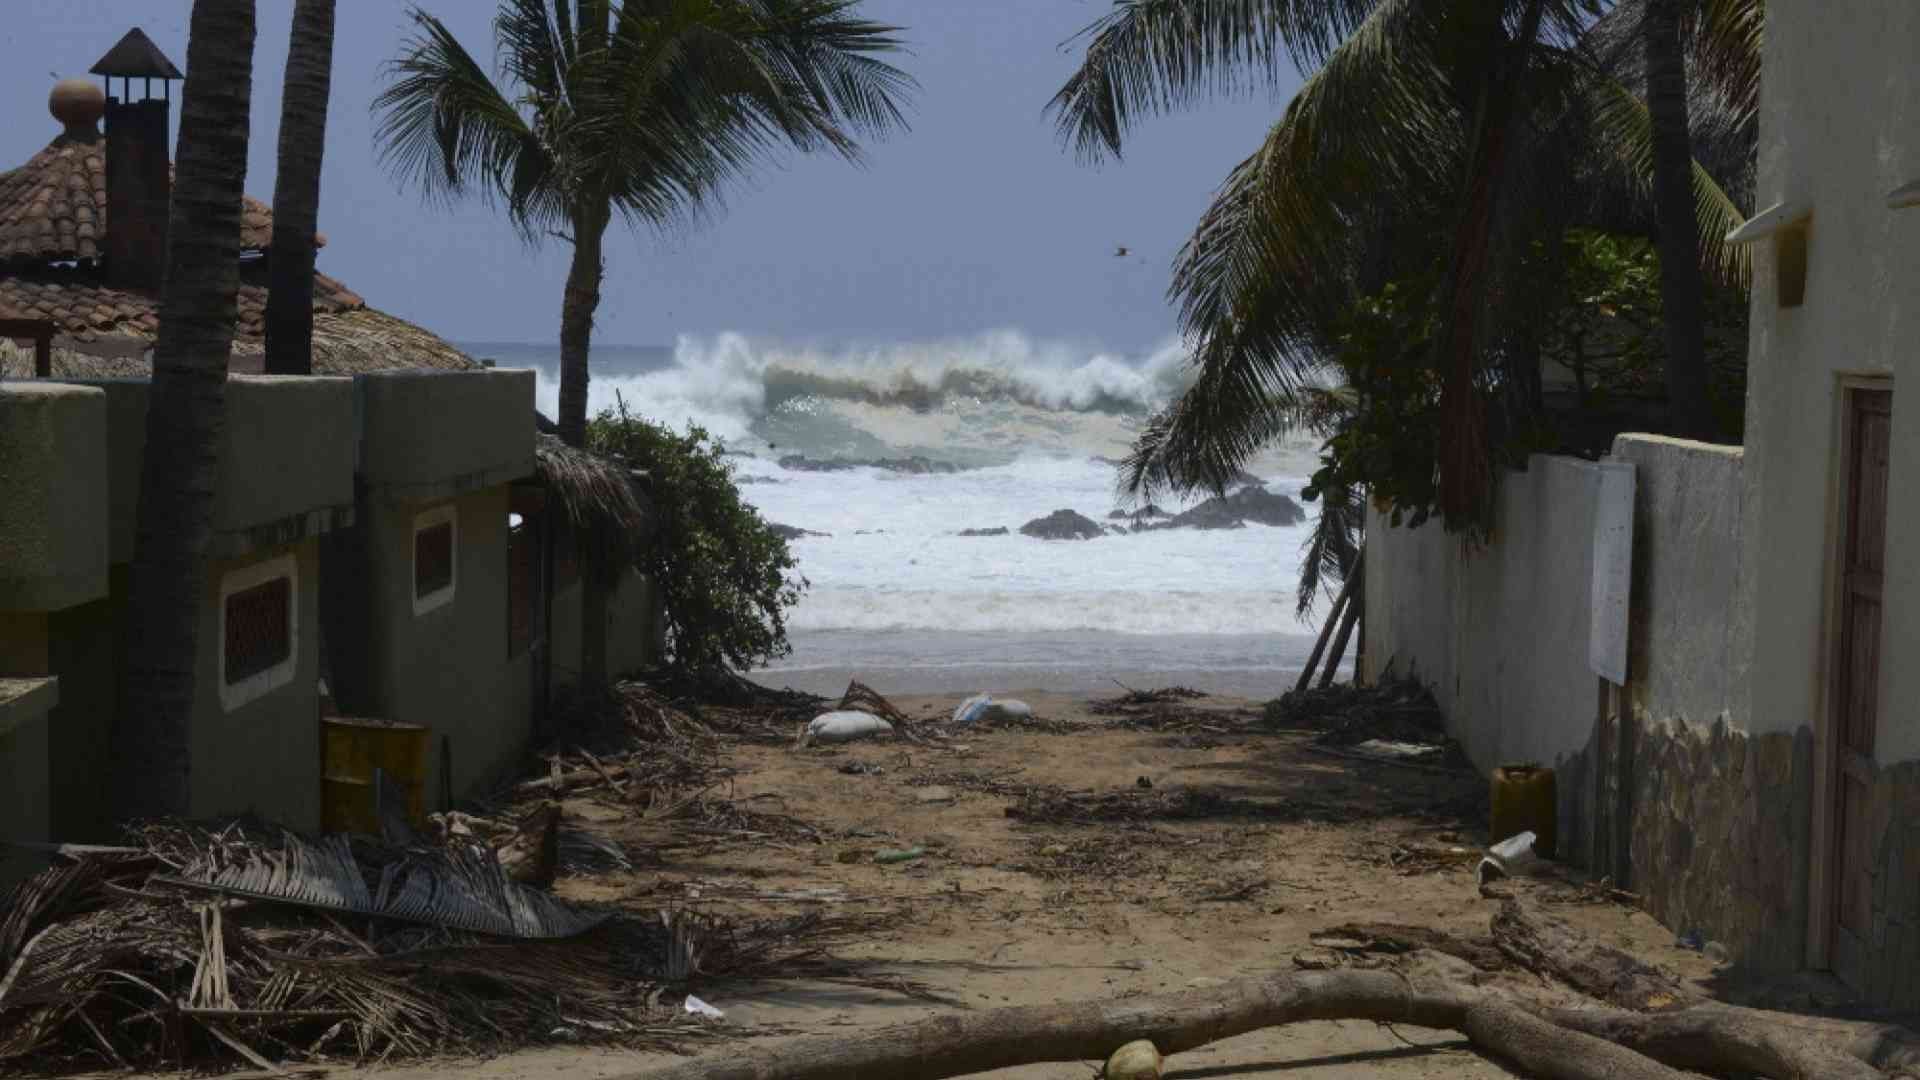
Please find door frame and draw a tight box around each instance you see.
[1806,372,1893,972]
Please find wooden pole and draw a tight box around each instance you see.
[1318,557,1364,689]
[1293,575,1352,694]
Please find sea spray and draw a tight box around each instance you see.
[468,331,1336,695]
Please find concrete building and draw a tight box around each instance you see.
[1364,3,1920,1006]
[0,35,659,847]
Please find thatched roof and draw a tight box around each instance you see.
[534,435,656,580]
[0,132,306,268]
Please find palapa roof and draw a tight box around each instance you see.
[0,132,312,267]
[533,435,656,579]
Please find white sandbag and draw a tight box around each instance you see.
[954,694,1035,725]
[953,693,995,725]
[807,710,894,743]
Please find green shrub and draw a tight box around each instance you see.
[588,399,806,674]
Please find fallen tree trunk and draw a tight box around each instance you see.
[1489,896,1920,1078]
[620,969,1692,1080]
[627,899,1920,1080]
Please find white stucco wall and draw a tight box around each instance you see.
[1366,443,1753,772]
[1365,455,1604,774]
[1612,435,1752,736]
[1744,3,1920,761]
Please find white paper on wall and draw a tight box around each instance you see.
[1589,461,1636,685]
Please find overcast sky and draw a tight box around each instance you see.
[3,1,1300,354]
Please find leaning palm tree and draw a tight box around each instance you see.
[1052,0,1756,537]
[264,0,338,375]
[374,0,914,449]
[117,0,260,820]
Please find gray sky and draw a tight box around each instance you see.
[4,1,1300,354]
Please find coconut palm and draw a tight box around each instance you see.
[117,0,259,820]
[264,0,338,375]
[374,0,914,449]
[1051,0,1758,535]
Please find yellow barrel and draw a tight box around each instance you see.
[1490,763,1557,860]
[321,717,431,835]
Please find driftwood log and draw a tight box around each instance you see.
[621,897,1920,1080]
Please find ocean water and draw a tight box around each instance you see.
[467,334,1338,699]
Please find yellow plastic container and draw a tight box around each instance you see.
[1490,763,1557,860]
[321,717,431,836]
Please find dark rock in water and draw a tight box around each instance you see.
[1228,469,1265,489]
[957,526,1010,537]
[778,454,961,475]
[736,475,782,485]
[1108,503,1169,521]
[1019,509,1105,541]
[1168,486,1306,530]
[769,522,830,541]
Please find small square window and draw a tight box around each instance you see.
[412,505,458,616]
[218,553,299,712]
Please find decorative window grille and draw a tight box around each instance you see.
[218,553,299,712]
[412,505,458,615]
[225,577,291,684]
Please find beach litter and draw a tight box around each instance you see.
[874,846,927,864]
[807,710,895,743]
[952,693,1036,726]
[682,995,725,1020]
[1477,829,1543,886]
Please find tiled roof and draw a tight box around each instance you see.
[0,132,317,267]
[0,261,362,344]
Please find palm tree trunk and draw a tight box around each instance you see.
[561,204,613,687]
[264,0,336,376]
[1433,0,1547,533]
[1643,0,1715,440]
[117,0,258,821]
[557,206,609,449]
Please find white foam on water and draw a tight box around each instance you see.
[503,330,1332,684]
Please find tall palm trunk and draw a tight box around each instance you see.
[116,0,258,821]
[556,205,608,449]
[1644,0,1715,440]
[1433,0,1546,533]
[264,0,337,376]
[561,204,613,687]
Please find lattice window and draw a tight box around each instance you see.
[217,553,299,712]
[225,576,291,685]
[412,505,458,615]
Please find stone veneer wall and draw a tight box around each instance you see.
[1627,718,1813,973]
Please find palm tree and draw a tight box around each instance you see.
[264,0,338,376]
[1051,0,1756,537]
[374,0,914,449]
[116,0,259,821]
[375,0,910,686]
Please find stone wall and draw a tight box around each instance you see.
[1627,718,1814,973]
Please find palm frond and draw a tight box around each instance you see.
[1048,0,1379,161]
[1296,482,1365,618]
[1117,0,1457,502]
[158,832,608,940]
[374,9,569,237]
[565,0,913,231]
[1583,68,1749,284]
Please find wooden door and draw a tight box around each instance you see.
[1832,387,1891,988]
